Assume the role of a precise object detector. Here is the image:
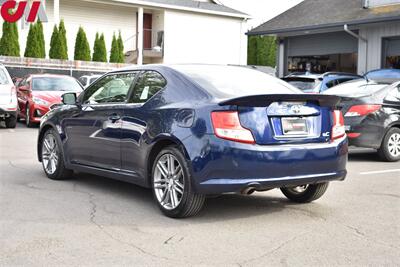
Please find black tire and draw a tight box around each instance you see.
[25,105,35,128]
[378,128,400,162]
[281,183,329,203]
[151,146,205,218]
[41,129,73,180]
[5,115,17,128]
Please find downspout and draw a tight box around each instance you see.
[344,24,367,75]
[344,24,366,42]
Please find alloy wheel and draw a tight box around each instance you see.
[388,133,400,158]
[153,154,185,210]
[42,134,59,175]
[26,106,30,126]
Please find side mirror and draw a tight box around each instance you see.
[62,92,77,105]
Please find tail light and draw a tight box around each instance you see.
[211,111,255,144]
[345,105,381,117]
[331,110,346,141]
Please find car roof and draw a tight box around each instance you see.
[29,74,74,78]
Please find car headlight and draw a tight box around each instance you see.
[33,97,49,106]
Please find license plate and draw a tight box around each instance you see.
[281,117,308,135]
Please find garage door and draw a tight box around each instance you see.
[287,32,358,57]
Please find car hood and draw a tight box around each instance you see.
[32,91,80,105]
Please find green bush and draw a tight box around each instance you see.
[74,27,91,61]
[36,21,46,58]
[0,20,20,57]
[117,31,125,63]
[24,22,45,58]
[50,20,68,60]
[247,36,277,67]
[109,33,119,63]
[49,25,59,59]
[92,33,107,62]
[58,19,68,59]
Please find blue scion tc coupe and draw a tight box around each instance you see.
[37,65,348,218]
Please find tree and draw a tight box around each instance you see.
[92,33,107,62]
[109,33,119,63]
[0,20,20,57]
[36,21,46,58]
[74,27,91,61]
[247,35,257,65]
[247,35,277,67]
[58,19,68,59]
[24,23,42,58]
[117,31,125,63]
[49,25,59,59]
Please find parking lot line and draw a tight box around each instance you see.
[360,169,400,175]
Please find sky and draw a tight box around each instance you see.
[216,0,303,29]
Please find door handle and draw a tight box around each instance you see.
[108,114,121,123]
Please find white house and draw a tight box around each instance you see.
[2,0,249,65]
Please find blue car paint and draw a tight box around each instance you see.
[38,65,348,195]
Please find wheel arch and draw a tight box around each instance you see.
[145,135,191,188]
[37,123,57,162]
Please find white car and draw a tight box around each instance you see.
[0,65,18,128]
[78,74,102,88]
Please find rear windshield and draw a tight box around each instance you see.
[172,65,300,98]
[0,69,10,85]
[32,77,83,92]
[284,79,320,92]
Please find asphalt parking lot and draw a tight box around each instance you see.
[0,123,399,266]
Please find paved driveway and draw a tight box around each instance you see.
[0,124,399,266]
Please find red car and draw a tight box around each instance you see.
[17,74,83,127]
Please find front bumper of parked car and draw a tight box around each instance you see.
[183,135,348,194]
[30,103,50,123]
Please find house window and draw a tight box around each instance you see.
[383,37,400,69]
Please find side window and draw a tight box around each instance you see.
[385,85,400,102]
[82,72,138,104]
[337,78,354,85]
[78,77,87,86]
[130,71,166,103]
[325,79,338,89]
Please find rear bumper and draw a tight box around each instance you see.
[183,135,348,194]
[345,118,385,149]
[0,107,17,119]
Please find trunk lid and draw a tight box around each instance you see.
[219,94,340,145]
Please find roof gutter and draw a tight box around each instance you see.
[344,24,367,42]
[248,15,400,36]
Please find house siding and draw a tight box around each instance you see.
[358,21,400,74]
[163,10,247,65]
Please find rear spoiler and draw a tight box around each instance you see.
[219,94,341,108]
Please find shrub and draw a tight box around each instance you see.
[92,33,107,62]
[58,19,68,59]
[74,27,91,61]
[117,31,125,63]
[36,21,46,58]
[24,23,44,58]
[109,33,119,63]
[0,20,20,57]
